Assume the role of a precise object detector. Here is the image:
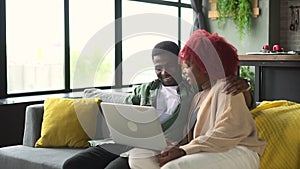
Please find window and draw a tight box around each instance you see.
[6,0,64,94]
[181,0,191,4]
[181,6,194,45]
[122,1,178,85]
[69,0,115,89]
[1,0,193,98]
[122,0,193,85]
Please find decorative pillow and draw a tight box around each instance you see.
[251,100,300,169]
[35,97,101,148]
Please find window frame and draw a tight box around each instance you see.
[0,0,192,99]
[0,0,7,99]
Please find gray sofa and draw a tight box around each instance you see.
[0,89,130,169]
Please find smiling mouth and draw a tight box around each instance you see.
[162,76,173,81]
[186,77,191,82]
[185,77,194,84]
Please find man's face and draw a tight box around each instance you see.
[153,54,182,86]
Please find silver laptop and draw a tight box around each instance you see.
[100,102,167,151]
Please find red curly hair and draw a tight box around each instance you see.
[179,29,239,80]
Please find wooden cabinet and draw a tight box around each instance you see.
[239,55,300,103]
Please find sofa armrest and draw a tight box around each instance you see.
[83,88,130,103]
[22,104,44,147]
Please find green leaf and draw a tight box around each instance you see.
[216,0,252,41]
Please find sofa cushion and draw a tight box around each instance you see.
[0,145,84,169]
[35,98,101,148]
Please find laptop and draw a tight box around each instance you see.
[100,102,167,151]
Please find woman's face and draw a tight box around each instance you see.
[182,58,207,87]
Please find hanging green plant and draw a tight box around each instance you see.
[216,0,252,40]
[216,0,237,23]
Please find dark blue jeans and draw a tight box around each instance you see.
[63,144,131,169]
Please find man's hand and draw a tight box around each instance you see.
[156,147,186,167]
[223,75,250,96]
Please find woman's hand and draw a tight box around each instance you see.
[156,146,186,167]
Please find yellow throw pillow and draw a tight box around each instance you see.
[35,98,101,148]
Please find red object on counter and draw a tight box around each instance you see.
[273,45,281,51]
[262,45,270,50]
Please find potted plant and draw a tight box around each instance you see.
[216,0,252,40]
[239,65,255,93]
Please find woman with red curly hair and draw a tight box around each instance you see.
[129,30,266,169]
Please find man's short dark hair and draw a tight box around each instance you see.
[151,41,179,60]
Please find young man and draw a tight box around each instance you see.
[63,41,253,169]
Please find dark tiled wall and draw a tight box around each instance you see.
[280,0,300,51]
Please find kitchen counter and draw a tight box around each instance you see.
[238,54,300,103]
[239,54,300,61]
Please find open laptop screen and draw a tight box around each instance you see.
[100,102,167,151]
